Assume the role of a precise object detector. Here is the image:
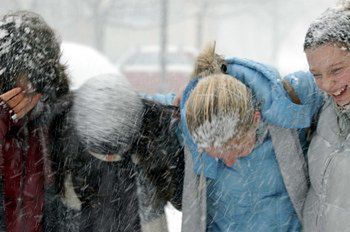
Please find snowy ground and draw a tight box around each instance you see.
[165,204,182,232]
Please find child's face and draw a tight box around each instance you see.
[205,129,257,167]
[306,44,350,106]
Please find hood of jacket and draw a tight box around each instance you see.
[72,73,144,155]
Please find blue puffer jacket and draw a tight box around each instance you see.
[180,57,323,232]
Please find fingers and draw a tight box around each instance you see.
[0,87,22,102]
[173,96,181,107]
[0,88,42,121]
[6,91,25,110]
[14,94,41,120]
[12,97,31,115]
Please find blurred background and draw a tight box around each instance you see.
[0,0,338,94]
[0,0,338,231]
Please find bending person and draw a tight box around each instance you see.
[64,74,184,232]
[180,45,323,231]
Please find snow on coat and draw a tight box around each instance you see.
[303,97,350,231]
[66,74,184,231]
[0,11,73,232]
[180,57,323,232]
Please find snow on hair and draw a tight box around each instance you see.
[338,0,350,10]
[186,74,255,150]
[72,74,144,154]
[192,112,239,149]
[304,2,350,50]
[0,11,69,102]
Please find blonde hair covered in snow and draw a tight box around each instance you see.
[185,74,256,149]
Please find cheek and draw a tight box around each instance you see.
[339,70,350,85]
[314,78,323,89]
[240,135,256,157]
[315,78,331,94]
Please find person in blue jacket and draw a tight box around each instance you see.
[179,45,323,232]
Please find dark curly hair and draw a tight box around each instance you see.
[0,11,69,103]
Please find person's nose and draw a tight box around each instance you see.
[240,148,252,157]
[223,156,237,167]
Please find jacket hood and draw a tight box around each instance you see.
[72,74,144,154]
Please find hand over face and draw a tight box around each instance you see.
[0,87,41,120]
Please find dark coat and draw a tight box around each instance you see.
[0,95,72,232]
[62,100,183,232]
[61,74,184,232]
[54,76,184,232]
[0,10,72,232]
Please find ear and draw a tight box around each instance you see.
[253,111,261,125]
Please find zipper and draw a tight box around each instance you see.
[316,145,342,230]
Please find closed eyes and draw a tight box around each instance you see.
[330,67,343,76]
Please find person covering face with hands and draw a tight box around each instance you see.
[0,11,72,232]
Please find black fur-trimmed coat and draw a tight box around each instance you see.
[0,10,74,232]
[58,74,184,232]
[0,93,74,232]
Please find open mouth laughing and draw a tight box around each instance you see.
[331,85,350,106]
[332,85,347,97]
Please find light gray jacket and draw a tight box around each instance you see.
[303,99,350,232]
